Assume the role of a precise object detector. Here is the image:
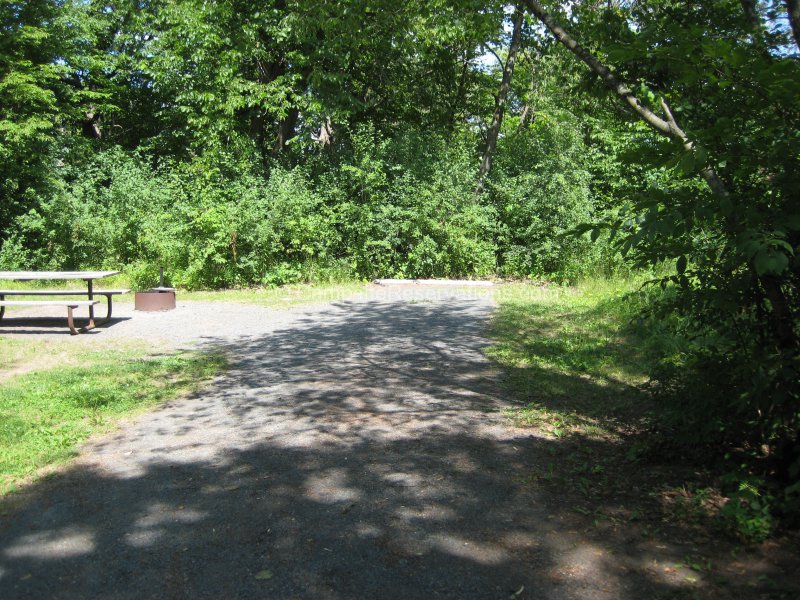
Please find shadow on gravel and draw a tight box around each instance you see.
[0,316,130,336]
[1,437,702,600]
[0,300,790,599]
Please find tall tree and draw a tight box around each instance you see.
[0,0,93,237]
[475,4,525,195]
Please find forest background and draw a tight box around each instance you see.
[1,0,798,535]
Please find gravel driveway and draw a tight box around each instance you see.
[0,286,758,599]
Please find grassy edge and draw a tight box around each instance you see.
[0,342,227,496]
[178,281,367,307]
[485,276,800,549]
[486,276,656,437]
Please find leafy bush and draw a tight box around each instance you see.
[323,126,496,279]
[0,232,29,270]
[0,112,627,287]
[638,280,800,532]
[490,109,598,282]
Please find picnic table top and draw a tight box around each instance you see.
[0,271,120,281]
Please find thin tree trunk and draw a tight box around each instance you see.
[740,1,776,54]
[517,51,538,132]
[761,276,798,350]
[272,107,300,155]
[740,0,759,28]
[475,5,524,195]
[450,50,472,129]
[786,0,800,52]
[82,109,102,140]
[313,117,334,146]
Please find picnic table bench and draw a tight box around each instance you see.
[0,271,128,335]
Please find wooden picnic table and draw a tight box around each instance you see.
[0,270,128,335]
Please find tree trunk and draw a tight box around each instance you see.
[449,50,472,130]
[761,276,799,350]
[786,0,800,52]
[313,117,334,146]
[475,5,524,195]
[272,107,300,156]
[82,109,102,139]
[740,0,759,28]
[740,1,777,54]
[517,51,538,132]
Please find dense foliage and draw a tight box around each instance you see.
[1,0,798,534]
[0,0,609,286]
[535,0,800,533]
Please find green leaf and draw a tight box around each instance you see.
[679,153,695,176]
[753,250,789,276]
[693,147,708,166]
[254,570,273,580]
[676,255,687,274]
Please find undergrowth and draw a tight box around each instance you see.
[487,276,788,543]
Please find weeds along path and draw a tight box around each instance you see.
[0,285,779,599]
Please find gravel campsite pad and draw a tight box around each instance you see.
[1,286,798,599]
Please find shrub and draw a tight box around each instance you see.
[490,109,598,281]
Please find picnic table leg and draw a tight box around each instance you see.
[0,293,4,321]
[87,279,95,323]
[98,293,113,322]
[67,306,80,335]
[67,306,95,335]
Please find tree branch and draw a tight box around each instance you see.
[522,0,730,199]
[522,1,671,135]
[480,44,504,69]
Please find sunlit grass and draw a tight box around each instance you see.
[179,281,366,307]
[2,276,367,309]
[1,338,44,377]
[0,342,226,495]
[487,276,670,439]
[0,272,130,291]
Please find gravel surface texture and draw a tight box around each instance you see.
[1,287,791,599]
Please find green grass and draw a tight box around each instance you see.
[0,272,131,291]
[2,276,367,309]
[179,281,366,307]
[489,277,800,548]
[0,279,363,495]
[1,338,43,375]
[0,342,226,494]
[487,277,672,440]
